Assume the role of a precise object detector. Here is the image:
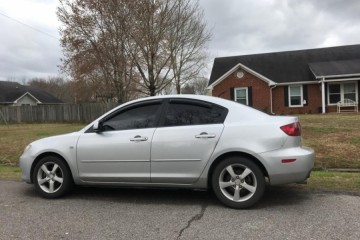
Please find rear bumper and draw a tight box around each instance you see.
[260,146,314,185]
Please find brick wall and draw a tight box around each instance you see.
[272,84,322,114]
[211,68,360,114]
[212,67,327,114]
[212,67,271,113]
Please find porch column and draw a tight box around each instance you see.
[206,86,213,96]
[321,77,326,114]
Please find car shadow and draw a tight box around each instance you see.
[68,186,219,206]
[257,185,312,208]
[23,184,312,209]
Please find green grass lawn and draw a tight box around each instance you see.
[0,124,84,166]
[303,171,360,192]
[0,165,21,181]
[299,114,360,169]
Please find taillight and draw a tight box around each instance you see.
[280,122,301,136]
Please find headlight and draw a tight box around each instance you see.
[23,144,32,154]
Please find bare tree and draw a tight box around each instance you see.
[57,0,133,103]
[181,84,195,94]
[57,0,210,99]
[169,0,211,94]
[179,77,208,95]
[122,0,178,96]
[192,77,209,95]
[28,77,75,103]
[160,79,175,95]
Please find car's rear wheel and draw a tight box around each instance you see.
[211,156,265,209]
[33,156,72,198]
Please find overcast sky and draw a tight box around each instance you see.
[1,0,360,81]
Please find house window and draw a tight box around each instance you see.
[328,82,358,105]
[288,85,303,107]
[234,87,248,105]
[344,83,356,101]
[328,84,341,103]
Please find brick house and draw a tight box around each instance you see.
[207,44,360,114]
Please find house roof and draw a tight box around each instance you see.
[309,59,360,78]
[0,81,63,104]
[209,44,360,86]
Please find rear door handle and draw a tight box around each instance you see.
[130,135,148,142]
[195,132,216,139]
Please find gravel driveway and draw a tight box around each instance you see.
[0,181,359,240]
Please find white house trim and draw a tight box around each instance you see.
[312,73,360,79]
[14,92,41,104]
[326,81,358,106]
[276,81,319,86]
[321,78,326,113]
[288,85,304,107]
[234,87,249,105]
[206,63,276,90]
[322,77,360,82]
[319,78,359,114]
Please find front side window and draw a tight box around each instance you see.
[328,82,357,104]
[289,85,303,107]
[164,101,227,127]
[234,88,248,105]
[102,103,161,131]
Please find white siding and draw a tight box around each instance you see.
[14,94,38,106]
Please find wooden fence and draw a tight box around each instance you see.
[0,103,119,124]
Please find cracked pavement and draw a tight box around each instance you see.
[177,203,207,239]
[0,181,360,240]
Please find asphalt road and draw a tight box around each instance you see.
[0,181,359,240]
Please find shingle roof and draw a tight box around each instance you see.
[309,59,360,78]
[209,44,360,85]
[0,81,63,104]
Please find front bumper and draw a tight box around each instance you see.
[260,146,315,185]
[19,152,33,184]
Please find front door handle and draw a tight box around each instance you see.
[130,135,148,142]
[195,132,216,139]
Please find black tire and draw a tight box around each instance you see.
[32,156,73,199]
[211,156,265,209]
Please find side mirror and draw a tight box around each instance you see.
[93,120,102,133]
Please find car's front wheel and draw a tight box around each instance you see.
[33,156,73,198]
[211,156,265,209]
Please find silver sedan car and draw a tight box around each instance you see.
[20,95,314,208]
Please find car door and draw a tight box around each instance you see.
[150,99,228,184]
[76,100,163,183]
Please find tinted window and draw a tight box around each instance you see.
[102,103,161,131]
[164,102,227,127]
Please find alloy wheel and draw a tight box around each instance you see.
[37,162,64,194]
[218,163,257,202]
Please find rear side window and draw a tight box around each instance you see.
[163,101,227,127]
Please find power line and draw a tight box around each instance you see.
[0,11,59,40]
